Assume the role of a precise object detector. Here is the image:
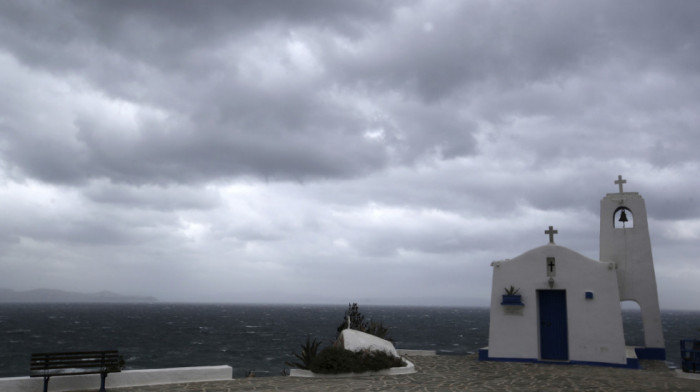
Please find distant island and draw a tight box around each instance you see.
[0,288,157,303]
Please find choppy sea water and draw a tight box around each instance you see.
[1,304,698,378]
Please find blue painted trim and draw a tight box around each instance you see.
[570,358,640,369]
[478,351,640,369]
[484,356,537,364]
[627,357,640,368]
[538,289,569,360]
[635,347,666,360]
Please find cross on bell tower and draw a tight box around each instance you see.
[615,175,626,193]
[545,226,558,244]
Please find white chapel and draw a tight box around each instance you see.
[480,176,665,368]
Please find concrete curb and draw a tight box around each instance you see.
[397,349,437,356]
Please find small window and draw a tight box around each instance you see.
[614,207,634,229]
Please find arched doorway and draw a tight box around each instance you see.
[621,300,644,347]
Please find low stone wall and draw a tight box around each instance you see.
[0,365,232,392]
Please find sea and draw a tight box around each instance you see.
[1,304,698,378]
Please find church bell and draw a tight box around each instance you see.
[619,209,628,223]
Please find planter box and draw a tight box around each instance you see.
[501,294,524,306]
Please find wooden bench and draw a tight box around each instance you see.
[30,350,122,392]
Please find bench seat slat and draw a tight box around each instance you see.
[31,369,113,377]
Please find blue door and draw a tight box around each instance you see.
[539,290,569,360]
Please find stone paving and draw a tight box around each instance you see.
[96,355,698,392]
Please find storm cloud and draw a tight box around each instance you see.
[0,0,698,308]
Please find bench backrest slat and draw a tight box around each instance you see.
[32,350,119,356]
[31,361,119,370]
[30,351,121,377]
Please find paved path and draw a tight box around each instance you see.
[101,355,698,392]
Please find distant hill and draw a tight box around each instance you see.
[0,288,157,303]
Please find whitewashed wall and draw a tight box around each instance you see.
[488,244,627,365]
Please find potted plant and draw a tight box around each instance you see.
[501,286,523,306]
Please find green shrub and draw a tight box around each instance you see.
[285,335,322,370]
[504,285,520,295]
[309,346,405,374]
[355,350,405,372]
[310,346,360,374]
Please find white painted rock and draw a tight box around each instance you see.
[337,329,398,357]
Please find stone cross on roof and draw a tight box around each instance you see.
[545,226,558,244]
[615,175,627,193]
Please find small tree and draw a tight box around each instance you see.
[336,303,392,341]
[336,303,369,336]
[367,320,392,341]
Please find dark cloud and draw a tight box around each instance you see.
[0,1,699,307]
[0,1,398,73]
[3,0,699,185]
[84,182,221,211]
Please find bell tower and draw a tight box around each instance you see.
[599,175,665,358]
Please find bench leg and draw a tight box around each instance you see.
[42,376,49,392]
[100,372,107,392]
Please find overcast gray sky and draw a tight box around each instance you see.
[0,0,698,309]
